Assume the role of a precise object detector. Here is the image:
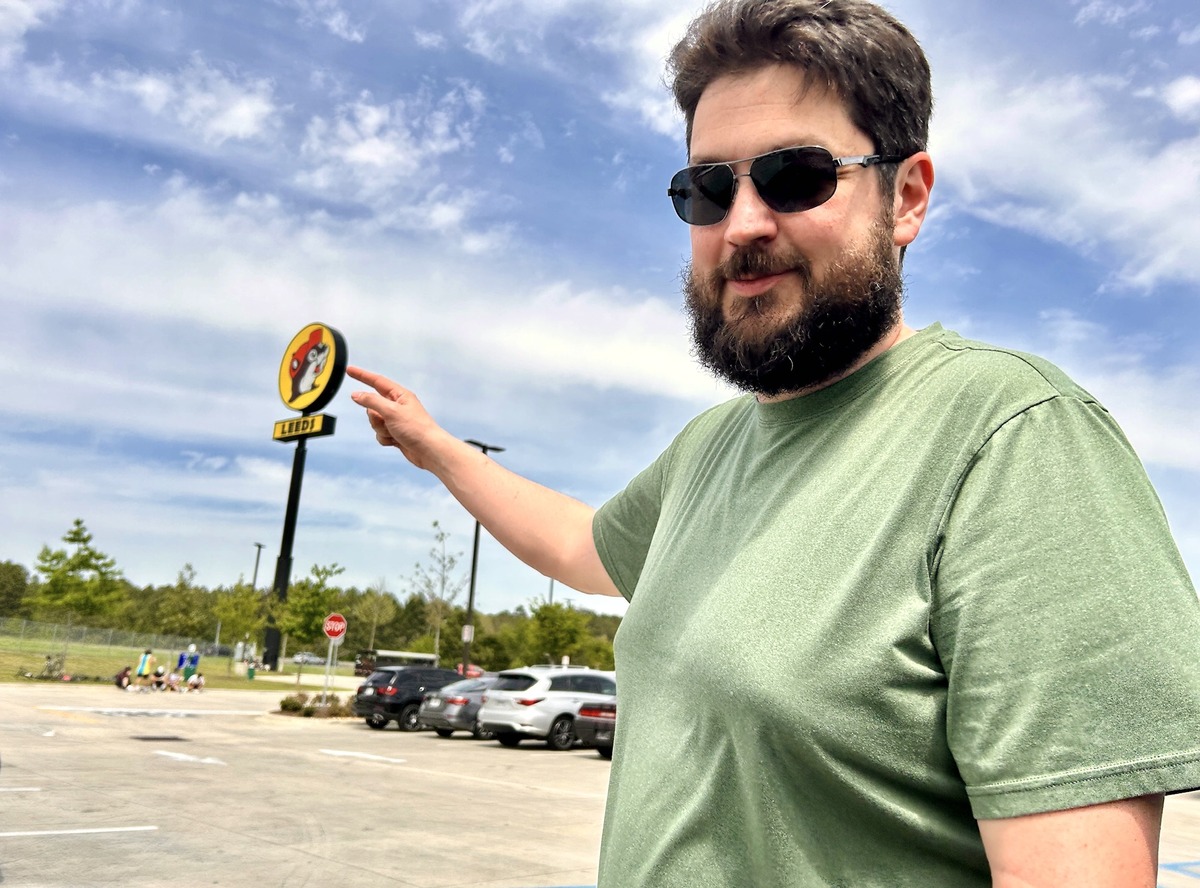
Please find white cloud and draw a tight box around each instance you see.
[414,30,446,50]
[299,84,484,194]
[1072,0,1149,27]
[293,0,365,43]
[174,56,278,145]
[1180,25,1200,45]
[0,0,60,69]
[931,65,1200,289]
[1162,75,1200,121]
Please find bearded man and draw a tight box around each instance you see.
[349,2,1200,885]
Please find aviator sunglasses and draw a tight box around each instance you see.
[667,145,907,226]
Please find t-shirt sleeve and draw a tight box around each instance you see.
[931,394,1200,819]
[593,449,670,602]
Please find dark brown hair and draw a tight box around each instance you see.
[668,0,932,167]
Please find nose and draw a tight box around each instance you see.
[723,172,778,246]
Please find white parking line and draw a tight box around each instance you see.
[38,707,265,717]
[0,826,158,838]
[154,751,226,765]
[320,749,407,764]
[0,788,42,793]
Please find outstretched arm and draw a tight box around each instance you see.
[347,366,621,598]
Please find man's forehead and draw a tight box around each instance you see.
[687,67,857,163]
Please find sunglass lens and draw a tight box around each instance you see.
[753,148,837,214]
[669,165,734,225]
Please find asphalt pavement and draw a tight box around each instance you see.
[3,681,1200,887]
[0,682,608,888]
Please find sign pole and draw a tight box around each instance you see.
[264,436,306,671]
[262,322,347,672]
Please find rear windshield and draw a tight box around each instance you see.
[441,678,487,694]
[366,670,400,683]
[492,674,536,691]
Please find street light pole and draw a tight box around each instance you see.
[461,438,504,675]
[251,542,265,589]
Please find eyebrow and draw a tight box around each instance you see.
[687,140,832,166]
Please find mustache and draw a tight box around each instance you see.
[719,246,812,283]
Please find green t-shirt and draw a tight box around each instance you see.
[592,324,1200,888]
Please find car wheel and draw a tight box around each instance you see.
[434,728,454,738]
[496,732,522,747]
[596,745,614,760]
[365,713,388,730]
[471,720,494,741]
[547,716,575,751]
[399,704,421,732]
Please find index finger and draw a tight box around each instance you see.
[346,365,401,396]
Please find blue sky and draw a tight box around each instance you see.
[2,0,1198,620]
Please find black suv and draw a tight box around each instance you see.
[353,666,462,731]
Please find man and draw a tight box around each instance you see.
[348,1,1200,885]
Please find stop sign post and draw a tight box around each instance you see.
[319,612,347,704]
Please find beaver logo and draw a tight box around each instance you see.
[289,329,329,404]
[277,322,345,416]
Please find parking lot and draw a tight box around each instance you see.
[5,682,1200,887]
[0,682,609,888]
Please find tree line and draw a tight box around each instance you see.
[0,519,619,671]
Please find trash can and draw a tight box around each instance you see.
[247,664,256,680]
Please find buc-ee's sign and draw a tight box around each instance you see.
[272,323,346,442]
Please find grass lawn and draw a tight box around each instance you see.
[0,635,357,693]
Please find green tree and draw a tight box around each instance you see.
[525,601,591,666]
[153,564,212,638]
[406,521,466,659]
[212,580,268,647]
[353,579,398,650]
[0,560,30,617]
[279,562,346,647]
[30,519,126,623]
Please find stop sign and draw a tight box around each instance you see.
[323,612,347,640]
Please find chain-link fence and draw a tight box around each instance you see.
[0,616,229,656]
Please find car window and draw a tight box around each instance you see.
[493,674,536,691]
[442,679,484,694]
[586,676,616,695]
[366,670,395,683]
[549,675,573,692]
[573,675,605,694]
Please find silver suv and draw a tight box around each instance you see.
[477,666,616,750]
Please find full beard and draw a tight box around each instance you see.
[684,220,904,398]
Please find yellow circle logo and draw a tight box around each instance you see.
[278,323,346,413]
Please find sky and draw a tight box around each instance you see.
[2,0,1198,623]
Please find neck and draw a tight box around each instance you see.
[756,317,916,404]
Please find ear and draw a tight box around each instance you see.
[892,151,934,249]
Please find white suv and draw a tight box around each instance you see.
[477,666,616,750]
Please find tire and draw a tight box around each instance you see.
[496,732,522,747]
[596,745,614,760]
[434,728,454,738]
[547,716,575,751]
[471,720,495,741]
[399,703,421,732]
[365,713,388,730]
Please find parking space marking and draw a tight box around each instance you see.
[0,787,41,792]
[154,751,226,765]
[0,826,158,838]
[320,749,407,764]
[38,706,266,717]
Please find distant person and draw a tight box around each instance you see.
[114,666,132,690]
[151,665,167,691]
[166,671,182,692]
[186,672,205,693]
[134,649,155,690]
[176,643,201,680]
